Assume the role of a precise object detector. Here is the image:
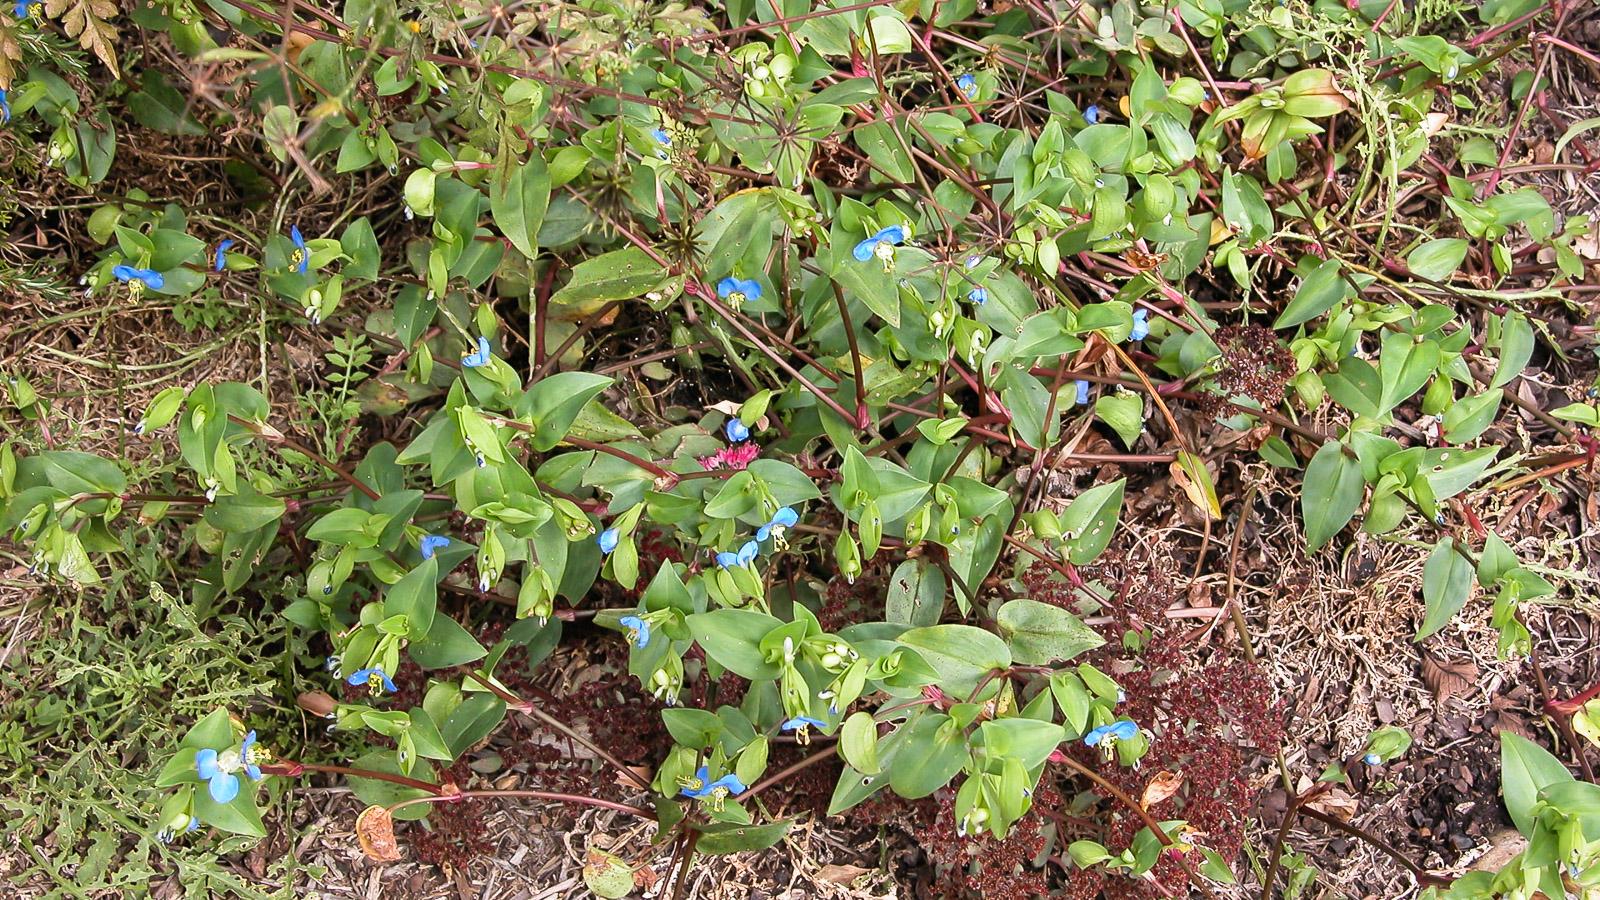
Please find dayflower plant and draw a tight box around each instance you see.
[715,276,762,310]
[213,239,234,272]
[852,225,907,268]
[288,225,309,274]
[679,765,746,811]
[112,265,164,292]
[347,667,398,694]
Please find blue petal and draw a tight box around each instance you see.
[770,507,798,528]
[112,265,137,282]
[195,748,220,780]
[755,524,772,542]
[1074,380,1090,405]
[968,287,988,304]
[139,268,165,289]
[715,276,740,299]
[782,716,826,731]
[651,127,671,146]
[1084,105,1100,124]
[710,773,747,795]
[1110,720,1138,740]
[419,534,450,559]
[620,615,650,648]
[737,540,759,566]
[208,773,240,804]
[1129,309,1149,341]
[724,419,750,442]
[598,528,620,554]
[379,671,398,692]
[852,238,877,262]
[214,239,234,272]
[715,551,739,569]
[956,74,976,97]
[290,225,305,250]
[873,225,907,245]
[737,278,763,301]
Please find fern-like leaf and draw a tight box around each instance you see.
[43,0,118,79]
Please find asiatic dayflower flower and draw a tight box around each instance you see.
[13,0,38,18]
[1083,719,1138,758]
[195,747,244,803]
[715,276,762,311]
[619,614,650,648]
[697,441,759,472]
[715,539,760,569]
[1074,380,1090,405]
[347,667,398,694]
[1362,752,1381,766]
[781,716,827,745]
[461,335,492,367]
[0,88,9,125]
[679,765,746,810]
[239,730,268,781]
[967,286,988,305]
[956,73,977,99]
[1129,308,1149,341]
[1083,104,1100,125]
[724,417,751,442]
[853,225,908,270]
[112,265,164,293]
[213,239,235,272]
[755,506,798,543]
[419,534,450,560]
[651,127,671,146]
[288,225,309,274]
[598,527,620,555]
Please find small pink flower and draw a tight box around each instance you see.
[698,441,760,471]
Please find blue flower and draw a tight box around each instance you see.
[724,418,750,442]
[1129,308,1149,341]
[715,276,762,307]
[461,335,492,367]
[419,534,450,560]
[1363,752,1381,766]
[756,506,798,541]
[239,731,265,781]
[852,225,908,263]
[968,286,988,305]
[715,550,740,569]
[619,615,650,648]
[956,74,977,99]
[13,0,37,17]
[195,748,241,803]
[598,527,620,555]
[716,539,761,569]
[651,127,671,146]
[1083,719,1138,748]
[112,265,164,290]
[680,765,746,805]
[214,239,234,272]
[1074,380,1090,405]
[347,667,398,694]
[1084,104,1100,125]
[0,88,10,125]
[782,715,827,744]
[289,225,309,274]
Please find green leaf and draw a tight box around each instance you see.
[348,750,437,821]
[1275,258,1346,330]
[35,450,127,495]
[440,693,507,759]
[1059,478,1124,565]
[202,485,286,533]
[885,559,945,626]
[194,789,267,838]
[897,624,1010,697]
[995,598,1105,665]
[1417,538,1475,640]
[1406,238,1469,281]
[1500,732,1574,836]
[548,247,666,308]
[662,708,725,748]
[687,609,783,680]
[1301,442,1364,551]
[408,613,486,669]
[888,713,967,798]
[695,820,793,855]
[1095,392,1143,448]
[840,711,881,775]
[489,158,551,260]
[1491,312,1533,390]
[182,707,236,750]
[385,557,439,639]
[517,372,614,451]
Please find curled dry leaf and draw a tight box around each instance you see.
[355,805,403,862]
[1140,770,1184,809]
[817,863,871,884]
[1422,653,1478,705]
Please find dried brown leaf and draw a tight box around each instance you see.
[43,0,119,78]
[354,805,403,862]
[1422,654,1478,705]
[1140,770,1185,809]
[817,864,871,884]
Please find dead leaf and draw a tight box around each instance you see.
[1304,788,1359,822]
[1141,771,1184,808]
[817,864,871,884]
[42,0,119,78]
[1422,654,1478,705]
[355,805,402,862]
